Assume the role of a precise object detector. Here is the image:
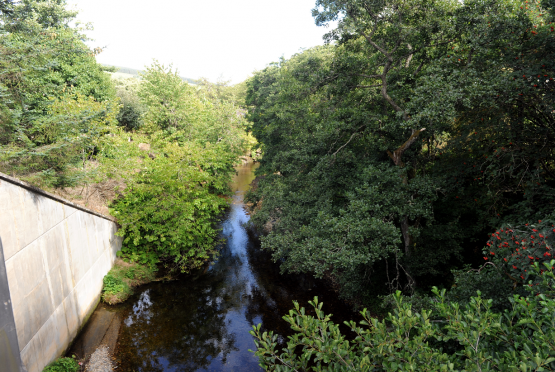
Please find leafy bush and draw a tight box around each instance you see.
[104,61,248,272]
[114,77,145,131]
[483,218,555,284]
[108,130,235,271]
[251,261,555,371]
[42,357,79,372]
[446,265,518,312]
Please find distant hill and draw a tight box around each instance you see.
[102,64,196,84]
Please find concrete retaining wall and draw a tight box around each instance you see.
[0,173,121,372]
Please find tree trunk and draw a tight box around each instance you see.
[386,128,425,257]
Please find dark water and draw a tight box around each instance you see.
[84,161,358,372]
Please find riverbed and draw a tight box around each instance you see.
[70,161,357,371]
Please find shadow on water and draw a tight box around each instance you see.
[77,161,358,372]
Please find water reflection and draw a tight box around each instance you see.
[114,162,357,372]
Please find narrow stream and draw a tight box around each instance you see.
[72,161,357,372]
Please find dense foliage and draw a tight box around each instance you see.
[245,0,555,305]
[106,62,249,271]
[42,357,79,372]
[251,261,555,371]
[0,1,251,272]
[0,0,116,187]
[108,134,237,270]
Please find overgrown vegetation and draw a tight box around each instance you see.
[101,259,156,305]
[42,357,79,372]
[4,0,555,369]
[251,261,555,371]
[106,62,250,271]
[245,0,555,369]
[0,1,253,273]
[246,0,555,305]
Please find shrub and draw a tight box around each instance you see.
[483,218,555,285]
[250,261,555,371]
[446,265,519,312]
[110,141,232,272]
[42,357,79,372]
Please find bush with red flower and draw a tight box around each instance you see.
[483,218,555,285]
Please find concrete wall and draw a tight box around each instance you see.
[0,238,24,372]
[0,173,121,372]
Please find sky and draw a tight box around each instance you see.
[68,0,332,84]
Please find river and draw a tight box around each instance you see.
[70,161,356,372]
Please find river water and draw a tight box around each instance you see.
[75,161,356,372]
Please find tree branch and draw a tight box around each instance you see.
[355,73,382,79]
[387,128,426,166]
[332,126,364,158]
[413,62,424,76]
[357,84,382,88]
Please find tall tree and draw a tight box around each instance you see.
[312,0,459,259]
[246,0,555,303]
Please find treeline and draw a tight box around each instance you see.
[0,0,251,272]
[246,0,555,304]
[246,0,555,367]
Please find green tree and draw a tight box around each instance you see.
[246,0,555,304]
[105,66,250,271]
[107,133,237,272]
[138,61,202,134]
[114,77,145,131]
[0,0,117,187]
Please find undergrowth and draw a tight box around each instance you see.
[42,357,79,372]
[101,259,156,305]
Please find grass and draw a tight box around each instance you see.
[101,259,156,305]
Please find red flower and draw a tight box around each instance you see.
[483,257,488,260]
[513,265,518,269]
[490,251,495,255]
